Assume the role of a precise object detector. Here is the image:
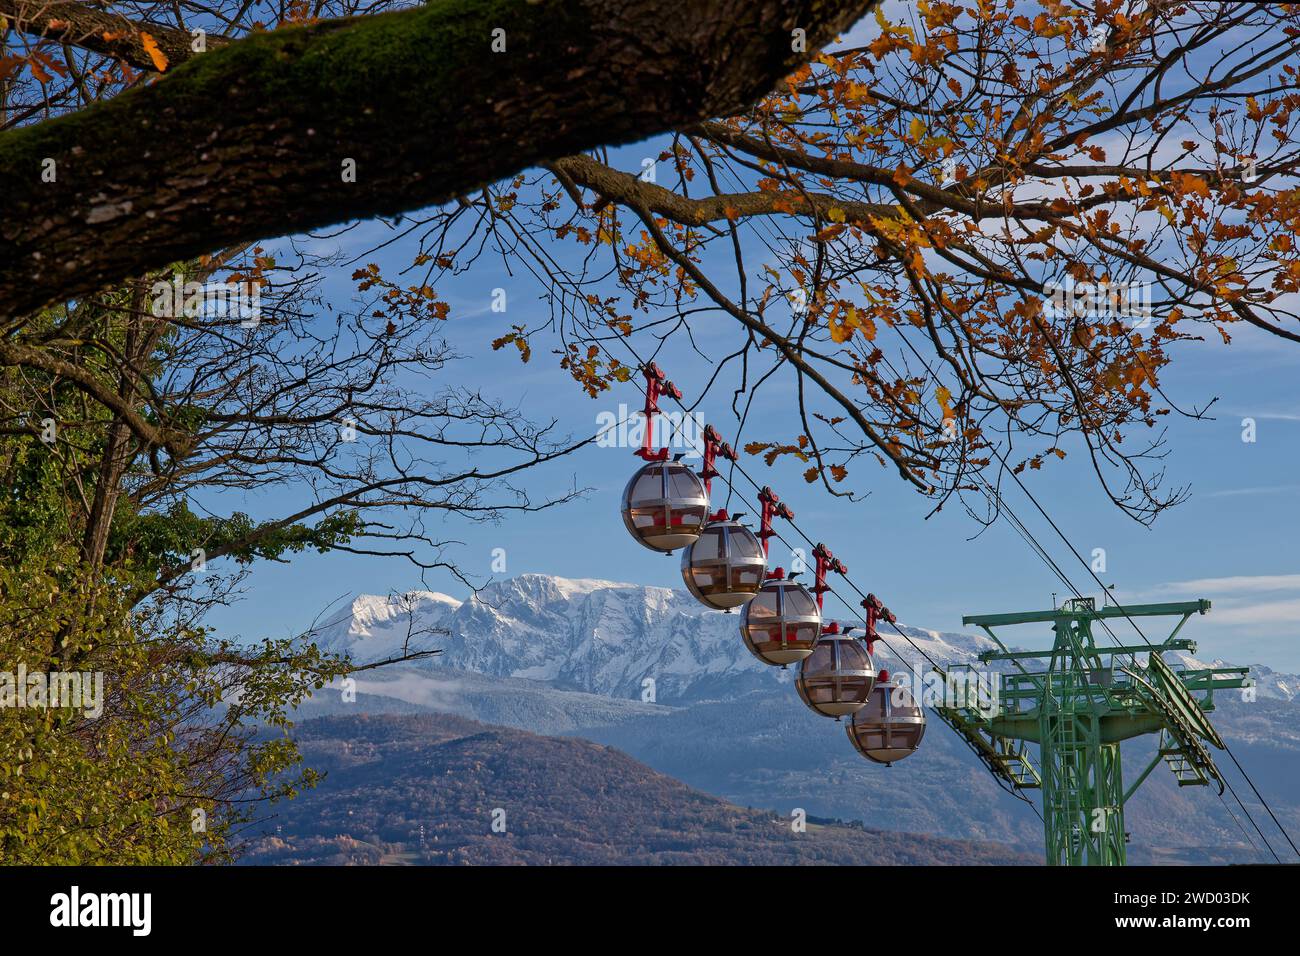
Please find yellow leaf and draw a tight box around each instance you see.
[935,385,953,415]
[140,32,169,72]
[829,310,853,343]
[909,117,927,142]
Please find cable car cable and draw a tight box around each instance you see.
[602,336,1043,813]
[872,338,1297,861]
[590,172,1282,856]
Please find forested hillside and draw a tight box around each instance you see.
[241,714,1037,866]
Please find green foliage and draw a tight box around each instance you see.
[107,500,363,589]
[0,542,355,863]
[0,286,368,863]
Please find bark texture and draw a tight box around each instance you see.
[0,0,876,319]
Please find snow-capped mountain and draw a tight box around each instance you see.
[312,573,1300,708]
[299,573,1300,856]
[311,573,996,703]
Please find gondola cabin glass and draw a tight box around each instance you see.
[795,632,875,718]
[740,578,821,665]
[621,460,710,553]
[680,517,766,609]
[846,678,926,764]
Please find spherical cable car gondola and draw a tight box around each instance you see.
[621,458,710,553]
[680,510,767,610]
[794,622,876,719]
[846,670,926,765]
[740,568,821,666]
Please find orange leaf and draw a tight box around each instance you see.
[139,32,169,72]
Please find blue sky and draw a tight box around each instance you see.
[205,205,1300,671]
[205,6,1300,672]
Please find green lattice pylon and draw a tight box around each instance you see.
[933,597,1251,866]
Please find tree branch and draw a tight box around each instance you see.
[0,0,879,320]
[549,152,898,226]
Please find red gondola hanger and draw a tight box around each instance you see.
[860,592,896,660]
[634,362,683,462]
[699,424,736,497]
[811,542,847,614]
[756,486,794,562]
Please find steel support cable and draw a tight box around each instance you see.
[875,334,1296,861]
[580,157,1285,856]
[596,335,1047,821]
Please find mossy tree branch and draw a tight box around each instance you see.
[0,0,877,320]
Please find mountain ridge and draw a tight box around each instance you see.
[312,572,1300,703]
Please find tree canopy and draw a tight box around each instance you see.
[3,0,1299,862]
[0,0,880,861]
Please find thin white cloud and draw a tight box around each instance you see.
[1201,484,1300,499]
[1224,410,1300,422]
[1154,574,1300,596]
[1210,598,1300,628]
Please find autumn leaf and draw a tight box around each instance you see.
[27,56,52,84]
[139,32,169,73]
[1172,172,1210,199]
[828,310,853,343]
[935,384,954,418]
